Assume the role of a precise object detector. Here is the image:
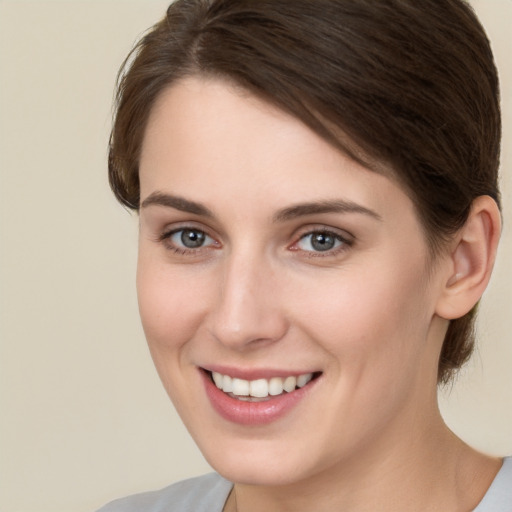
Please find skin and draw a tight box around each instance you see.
[137,77,501,512]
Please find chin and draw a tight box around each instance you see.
[212,455,311,487]
[194,431,330,487]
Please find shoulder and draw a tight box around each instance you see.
[473,457,512,512]
[96,473,232,512]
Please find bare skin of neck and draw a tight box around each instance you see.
[222,413,501,512]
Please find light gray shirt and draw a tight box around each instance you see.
[97,456,512,512]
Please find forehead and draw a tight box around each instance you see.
[143,75,395,171]
[139,77,416,226]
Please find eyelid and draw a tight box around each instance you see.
[154,221,353,257]
[288,225,354,255]
[158,223,221,254]
[157,220,215,240]
[292,224,354,243]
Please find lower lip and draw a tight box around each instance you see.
[201,370,319,426]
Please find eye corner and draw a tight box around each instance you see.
[289,227,354,258]
[157,225,221,256]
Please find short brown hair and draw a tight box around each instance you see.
[109,0,501,384]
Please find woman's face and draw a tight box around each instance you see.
[137,77,449,485]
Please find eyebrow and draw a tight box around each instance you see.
[140,192,382,223]
[272,200,382,223]
[140,192,214,218]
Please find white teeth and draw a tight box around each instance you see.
[211,371,316,398]
[232,378,250,396]
[297,373,313,388]
[268,377,284,396]
[283,376,297,392]
[223,374,233,392]
[249,379,268,398]
[212,371,223,388]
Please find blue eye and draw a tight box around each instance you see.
[297,231,346,252]
[167,228,215,250]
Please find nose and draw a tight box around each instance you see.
[208,250,288,351]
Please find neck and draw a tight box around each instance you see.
[226,411,500,512]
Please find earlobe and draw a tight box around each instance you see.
[435,196,501,320]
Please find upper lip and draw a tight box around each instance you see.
[201,365,321,381]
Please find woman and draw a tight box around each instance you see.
[100,1,510,510]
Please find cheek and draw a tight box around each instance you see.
[291,267,436,446]
[136,254,211,362]
[135,255,218,418]
[293,259,433,384]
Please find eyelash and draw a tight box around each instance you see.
[158,226,353,257]
[158,227,218,255]
[291,229,353,257]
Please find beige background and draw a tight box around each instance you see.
[0,1,510,511]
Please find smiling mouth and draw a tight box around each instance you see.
[206,370,322,402]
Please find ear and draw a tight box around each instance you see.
[435,196,501,320]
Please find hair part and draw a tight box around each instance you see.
[109,0,501,383]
